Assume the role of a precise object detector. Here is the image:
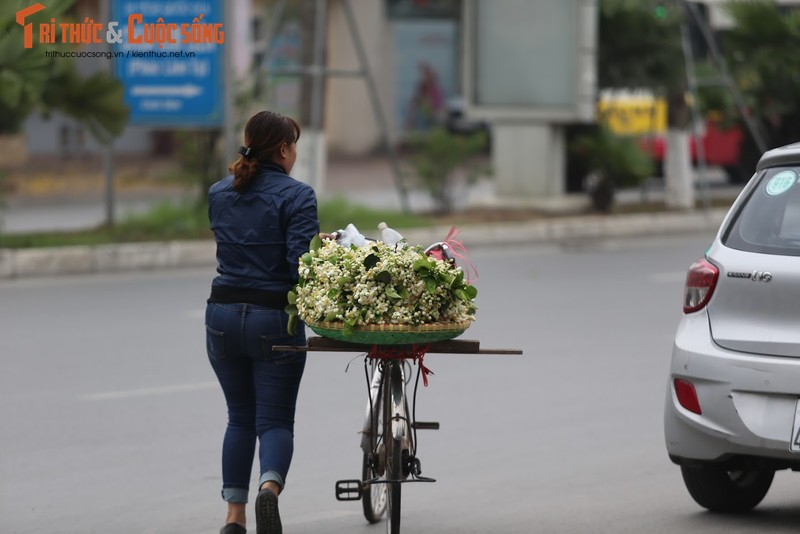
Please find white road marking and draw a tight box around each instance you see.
[82,381,217,401]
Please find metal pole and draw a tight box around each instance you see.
[308,0,327,193]
[310,0,326,131]
[341,0,410,212]
[261,0,288,62]
[683,0,766,154]
[100,0,115,226]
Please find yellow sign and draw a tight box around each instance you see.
[597,91,667,136]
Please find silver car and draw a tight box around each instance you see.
[665,142,800,513]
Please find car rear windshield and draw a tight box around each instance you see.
[723,166,800,256]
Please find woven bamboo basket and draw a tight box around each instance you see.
[308,320,471,345]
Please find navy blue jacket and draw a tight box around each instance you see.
[208,163,320,294]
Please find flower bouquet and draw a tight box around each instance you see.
[286,229,478,344]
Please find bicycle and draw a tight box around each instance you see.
[343,242,454,531]
[275,336,521,533]
[274,242,521,532]
[346,345,437,533]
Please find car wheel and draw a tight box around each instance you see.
[680,465,774,513]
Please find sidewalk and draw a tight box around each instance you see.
[0,155,737,279]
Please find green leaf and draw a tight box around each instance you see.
[310,233,322,251]
[464,285,478,299]
[451,270,464,288]
[327,288,339,299]
[343,320,356,336]
[437,272,455,286]
[287,291,297,305]
[398,287,410,299]
[363,253,379,270]
[454,288,469,302]
[284,304,298,315]
[424,276,437,294]
[287,314,297,335]
[301,252,312,265]
[337,276,354,286]
[413,258,434,272]
[385,286,402,299]
[325,311,339,322]
[375,270,392,284]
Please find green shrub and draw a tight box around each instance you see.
[571,125,654,211]
[318,196,432,234]
[405,128,490,214]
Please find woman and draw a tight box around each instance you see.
[205,111,319,534]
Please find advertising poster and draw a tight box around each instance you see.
[393,20,457,136]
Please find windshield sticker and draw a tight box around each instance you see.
[766,170,797,196]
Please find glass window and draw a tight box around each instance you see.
[724,167,800,256]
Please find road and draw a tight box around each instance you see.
[4,233,800,533]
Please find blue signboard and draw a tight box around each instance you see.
[111,0,224,127]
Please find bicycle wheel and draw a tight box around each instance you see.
[363,380,387,523]
[384,361,404,533]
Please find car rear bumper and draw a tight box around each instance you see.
[665,311,800,463]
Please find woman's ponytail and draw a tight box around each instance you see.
[229,156,260,193]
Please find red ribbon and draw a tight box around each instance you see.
[431,226,478,284]
[368,344,434,386]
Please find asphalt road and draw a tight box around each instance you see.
[5,233,800,534]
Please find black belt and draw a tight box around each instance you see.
[208,285,289,309]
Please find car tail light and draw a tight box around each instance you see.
[683,258,719,313]
[674,378,702,415]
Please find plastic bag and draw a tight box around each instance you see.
[333,223,368,247]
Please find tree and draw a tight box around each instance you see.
[721,0,800,168]
[0,0,128,141]
[598,0,685,97]
[597,0,695,209]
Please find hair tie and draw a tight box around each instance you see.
[238,146,253,158]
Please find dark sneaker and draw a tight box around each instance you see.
[255,489,282,534]
[220,523,246,534]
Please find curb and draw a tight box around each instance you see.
[0,209,727,280]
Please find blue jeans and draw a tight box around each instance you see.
[205,301,307,504]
